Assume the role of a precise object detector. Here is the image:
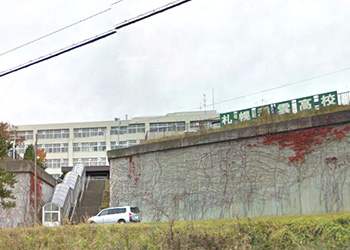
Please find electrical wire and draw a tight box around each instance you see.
[114,0,192,30]
[193,66,350,111]
[111,0,124,5]
[0,0,192,78]
[0,0,127,57]
[0,7,112,57]
[140,67,350,125]
[0,29,117,78]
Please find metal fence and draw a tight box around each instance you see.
[339,91,350,105]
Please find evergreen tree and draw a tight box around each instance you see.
[0,167,16,208]
[24,145,46,169]
[24,144,35,161]
[0,124,17,209]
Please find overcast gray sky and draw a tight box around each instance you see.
[1,0,350,125]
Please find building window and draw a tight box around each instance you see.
[128,140,140,146]
[38,129,69,139]
[73,142,106,152]
[150,122,185,132]
[111,124,144,135]
[73,157,106,166]
[190,120,213,131]
[110,140,141,150]
[190,121,200,131]
[18,131,33,140]
[111,141,125,150]
[127,124,145,134]
[73,128,106,138]
[45,159,68,169]
[17,144,29,154]
[38,143,68,153]
[110,126,127,135]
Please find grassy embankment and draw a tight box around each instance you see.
[141,105,350,145]
[99,179,110,211]
[1,213,350,249]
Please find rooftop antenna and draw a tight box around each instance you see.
[212,87,215,110]
[203,94,207,112]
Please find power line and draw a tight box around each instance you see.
[0,1,127,57]
[0,30,117,78]
[111,0,124,5]
[114,0,192,30]
[0,0,193,78]
[194,66,350,110]
[140,66,350,124]
[0,7,112,57]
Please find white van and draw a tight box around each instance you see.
[88,206,140,224]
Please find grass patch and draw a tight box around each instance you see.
[141,105,350,145]
[2,213,350,249]
[99,179,110,211]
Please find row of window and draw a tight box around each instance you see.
[18,131,34,140]
[110,140,141,150]
[38,129,70,139]
[110,126,127,135]
[73,128,106,138]
[16,140,142,155]
[19,124,146,140]
[17,144,69,154]
[38,143,69,153]
[110,124,145,135]
[73,157,107,166]
[45,157,107,168]
[149,122,186,132]
[18,121,200,140]
[73,142,106,152]
[45,159,69,169]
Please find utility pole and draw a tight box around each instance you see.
[11,135,17,160]
[34,134,38,225]
[118,119,121,148]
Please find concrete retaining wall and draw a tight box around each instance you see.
[109,110,350,222]
[0,160,56,227]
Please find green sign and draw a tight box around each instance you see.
[219,91,340,126]
[276,101,293,115]
[297,96,315,112]
[319,91,338,108]
[237,109,253,122]
[256,105,271,118]
[220,112,234,127]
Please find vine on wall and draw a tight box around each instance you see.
[261,125,350,163]
[257,125,350,214]
[29,172,43,217]
[127,156,141,186]
[111,122,350,221]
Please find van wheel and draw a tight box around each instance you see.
[118,220,125,223]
